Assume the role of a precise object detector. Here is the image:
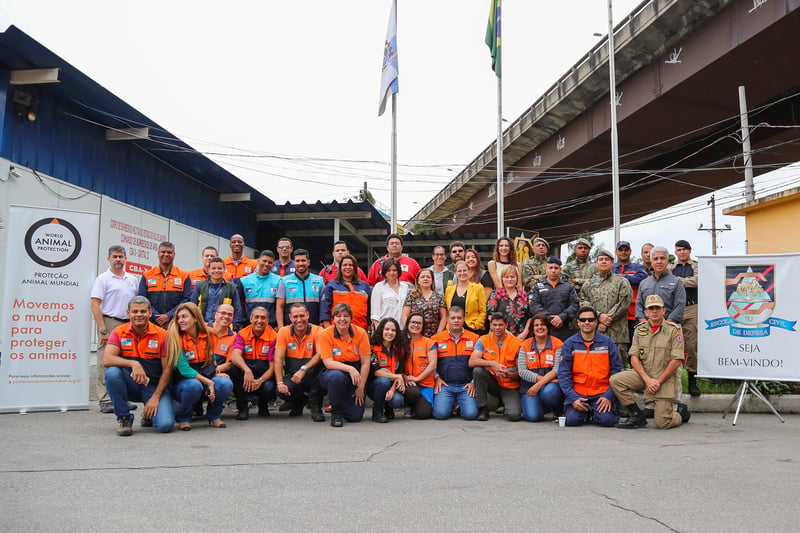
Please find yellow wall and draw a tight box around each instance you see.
[744,196,800,254]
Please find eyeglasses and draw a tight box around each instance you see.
[577,317,596,323]
[216,311,234,317]
[409,321,423,326]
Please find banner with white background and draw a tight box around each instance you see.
[698,254,799,381]
[0,206,98,412]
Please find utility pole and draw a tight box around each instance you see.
[698,195,731,255]
[739,86,755,202]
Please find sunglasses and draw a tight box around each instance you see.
[577,317,596,323]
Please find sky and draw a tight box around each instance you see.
[2,0,798,258]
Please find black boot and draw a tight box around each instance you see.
[371,407,388,423]
[688,372,701,397]
[616,403,647,429]
[309,394,325,422]
[476,407,489,421]
[331,407,344,428]
[676,402,691,423]
[288,396,307,417]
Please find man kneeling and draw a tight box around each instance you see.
[610,295,690,429]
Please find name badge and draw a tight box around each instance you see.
[306,342,314,350]
[121,338,133,347]
[219,343,229,351]
[438,343,447,350]
[401,264,409,272]
[186,350,196,360]
[261,345,269,354]
[148,339,159,349]
[465,340,474,348]
[147,278,156,286]
[288,343,298,350]
[173,277,182,287]
[333,348,342,356]
[245,267,253,274]
[245,345,253,353]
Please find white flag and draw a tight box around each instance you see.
[378,0,399,116]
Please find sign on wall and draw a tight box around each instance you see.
[99,196,169,276]
[698,254,799,381]
[0,206,99,412]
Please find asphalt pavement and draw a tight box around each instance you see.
[1,402,798,532]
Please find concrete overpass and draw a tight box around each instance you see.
[407,0,800,244]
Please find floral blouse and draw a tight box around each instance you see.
[403,291,445,338]
[487,287,529,336]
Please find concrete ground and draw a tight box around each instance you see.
[1,403,797,532]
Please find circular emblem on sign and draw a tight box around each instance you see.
[24,217,82,268]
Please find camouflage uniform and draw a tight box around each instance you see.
[563,258,598,292]
[579,271,633,358]
[521,255,548,291]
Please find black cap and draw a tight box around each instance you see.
[547,255,562,266]
[675,239,692,250]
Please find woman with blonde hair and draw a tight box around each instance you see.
[167,302,233,430]
[487,266,530,338]
[445,260,487,334]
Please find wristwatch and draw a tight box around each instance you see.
[300,365,308,372]
[257,377,264,383]
[99,329,108,335]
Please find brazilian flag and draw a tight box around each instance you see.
[485,0,501,78]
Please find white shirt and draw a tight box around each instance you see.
[370,280,412,324]
[90,268,139,319]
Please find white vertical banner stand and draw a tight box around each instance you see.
[698,253,799,425]
[0,206,99,412]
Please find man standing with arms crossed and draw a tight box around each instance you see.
[91,245,138,413]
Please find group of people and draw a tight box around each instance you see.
[90,231,700,435]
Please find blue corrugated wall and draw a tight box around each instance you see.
[1,82,257,244]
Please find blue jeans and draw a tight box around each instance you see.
[174,376,233,422]
[367,377,405,413]
[432,383,478,420]
[105,366,174,433]
[564,394,619,427]
[520,381,563,422]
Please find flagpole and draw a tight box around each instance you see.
[608,0,621,244]
[496,76,504,238]
[390,91,398,232]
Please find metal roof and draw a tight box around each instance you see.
[0,25,276,241]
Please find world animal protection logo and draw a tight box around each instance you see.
[705,264,796,338]
[24,217,82,268]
